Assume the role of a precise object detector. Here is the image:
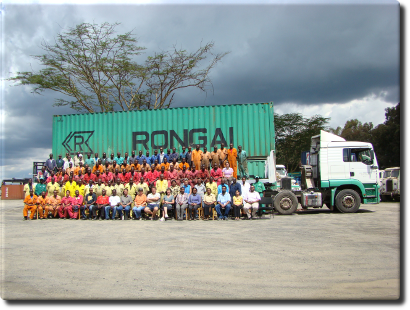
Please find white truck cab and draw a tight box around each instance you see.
[380,167,400,201]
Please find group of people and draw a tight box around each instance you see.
[23,144,267,221]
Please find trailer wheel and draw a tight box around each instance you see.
[274,191,298,215]
[335,189,361,213]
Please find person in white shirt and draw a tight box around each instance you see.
[106,189,121,220]
[240,176,250,198]
[243,185,261,220]
[145,187,161,220]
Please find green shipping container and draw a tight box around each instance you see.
[52,102,275,177]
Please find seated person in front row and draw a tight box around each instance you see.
[215,185,231,221]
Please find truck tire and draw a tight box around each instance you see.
[335,189,361,213]
[274,190,298,215]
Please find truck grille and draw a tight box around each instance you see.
[386,179,393,192]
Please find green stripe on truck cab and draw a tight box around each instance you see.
[322,179,378,206]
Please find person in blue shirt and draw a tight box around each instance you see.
[151,150,159,165]
[169,147,179,163]
[229,178,241,200]
[84,153,95,168]
[114,152,124,165]
[179,146,188,161]
[145,151,152,165]
[181,179,191,195]
[187,187,202,220]
[215,185,231,220]
[217,178,230,195]
[136,150,146,165]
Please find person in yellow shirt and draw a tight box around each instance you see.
[23,179,36,198]
[23,189,38,220]
[155,174,168,201]
[205,177,218,197]
[232,189,243,221]
[36,191,48,219]
[113,178,124,197]
[64,176,77,197]
[203,187,216,220]
[192,145,203,173]
[124,178,138,199]
[94,179,107,197]
[76,179,86,197]
[46,177,60,197]
[105,179,114,197]
[136,177,149,196]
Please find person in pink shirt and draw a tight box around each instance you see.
[167,164,179,186]
[101,169,113,185]
[188,165,199,187]
[59,190,73,219]
[222,162,234,185]
[126,166,140,184]
[210,162,223,186]
[68,190,83,219]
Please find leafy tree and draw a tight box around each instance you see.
[275,113,330,172]
[371,103,400,169]
[8,22,228,113]
[339,119,374,142]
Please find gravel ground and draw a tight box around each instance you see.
[0,199,400,300]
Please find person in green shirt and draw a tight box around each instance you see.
[237,145,249,179]
[84,153,96,168]
[253,176,265,194]
[35,178,47,197]
[253,176,266,212]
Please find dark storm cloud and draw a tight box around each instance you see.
[2,2,399,179]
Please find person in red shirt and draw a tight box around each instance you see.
[188,165,199,187]
[168,164,179,186]
[101,169,113,185]
[119,168,129,184]
[210,162,223,186]
[112,168,121,183]
[68,190,83,219]
[139,167,148,183]
[61,170,69,183]
[198,164,210,183]
[94,189,110,220]
[59,190,73,219]
[74,170,84,183]
[127,166,140,183]
[178,165,189,185]
[83,168,96,184]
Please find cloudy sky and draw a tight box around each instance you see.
[0,0,400,181]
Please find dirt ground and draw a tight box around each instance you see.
[0,199,400,300]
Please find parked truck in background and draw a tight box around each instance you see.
[380,167,400,202]
[262,130,379,214]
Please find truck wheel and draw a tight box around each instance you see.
[274,191,298,215]
[335,189,361,213]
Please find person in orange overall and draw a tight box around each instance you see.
[227,143,238,178]
[36,191,48,219]
[191,145,203,173]
[218,143,228,168]
[23,189,38,220]
[45,190,61,218]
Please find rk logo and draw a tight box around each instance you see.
[62,131,94,155]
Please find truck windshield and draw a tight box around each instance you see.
[391,170,400,178]
[351,148,373,165]
[277,169,286,176]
